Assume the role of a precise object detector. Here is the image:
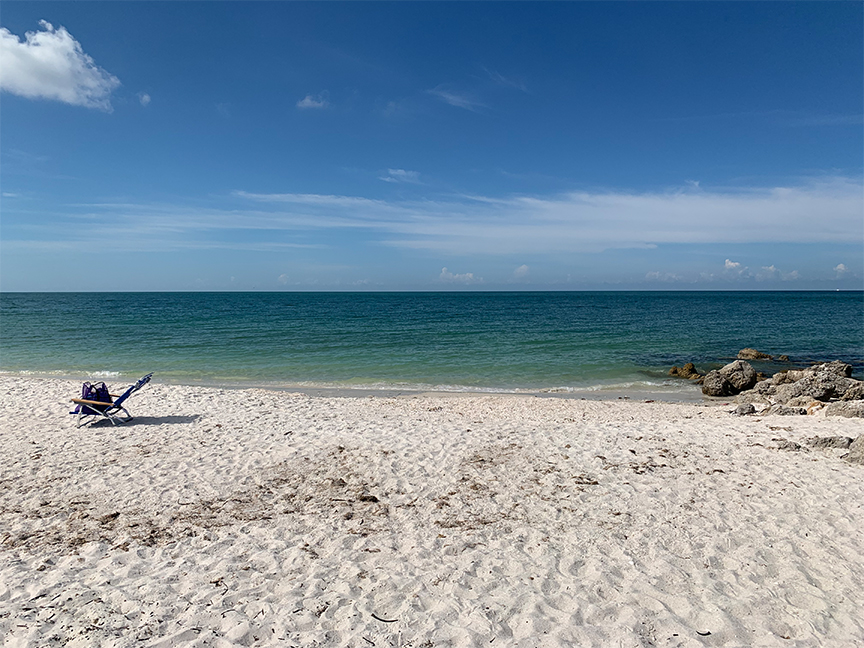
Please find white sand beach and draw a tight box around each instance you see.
[1,376,863,647]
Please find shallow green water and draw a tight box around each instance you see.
[1,291,861,393]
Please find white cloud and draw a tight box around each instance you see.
[440,267,482,284]
[427,85,483,111]
[278,274,289,285]
[645,271,682,282]
[756,265,779,281]
[379,169,421,184]
[724,259,741,270]
[0,21,120,111]
[138,92,151,107]
[834,263,848,276]
[782,270,799,281]
[296,93,329,109]
[2,192,19,198]
[513,264,529,278]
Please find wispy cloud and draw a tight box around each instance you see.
[379,169,421,184]
[0,21,120,111]
[482,66,527,92]
[426,85,484,112]
[296,93,329,109]
[138,92,151,107]
[6,177,861,257]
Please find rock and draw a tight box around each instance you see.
[778,355,790,362]
[775,439,804,451]
[735,391,771,406]
[783,369,811,382]
[810,360,852,378]
[669,362,700,379]
[773,372,854,403]
[807,436,853,449]
[766,405,807,416]
[701,370,734,397]
[738,348,773,360]
[719,360,757,392]
[841,381,864,401]
[844,436,864,464]
[824,401,864,418]
[787,396,816,408]
[733,403,755,416]
[752,380,776,395]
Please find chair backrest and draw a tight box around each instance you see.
[113,372,153,407]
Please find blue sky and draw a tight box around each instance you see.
[1,2,861,291]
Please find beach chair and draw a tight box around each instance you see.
[70,373,153,427]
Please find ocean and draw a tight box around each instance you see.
[1,291,861,396]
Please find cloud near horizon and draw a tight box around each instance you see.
[0,21,120,111]
[6,177,862,262]
[440,267,482,284]
[233,176,863,255]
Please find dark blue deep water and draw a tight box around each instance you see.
[1,292,861,394]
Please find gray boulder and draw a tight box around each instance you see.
[807,436,853,449]
[844,436,864,464]
[738,348,773,360]
[773,372,854,404]
[701,370,734,397]
[733,403,756,416]
[824,401,864,418]
[719,360,757,392]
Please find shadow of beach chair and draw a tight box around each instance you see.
[70,373,154,428]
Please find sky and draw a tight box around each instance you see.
[0,1,862,291]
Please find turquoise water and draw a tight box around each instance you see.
[1,292,861,394]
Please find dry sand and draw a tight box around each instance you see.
[1,376,863,647]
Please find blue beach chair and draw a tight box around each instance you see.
[70,373,153,427]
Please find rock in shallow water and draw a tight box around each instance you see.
[738,348,773,360]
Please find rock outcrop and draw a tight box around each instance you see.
[668,362,701,380]
[738,348,773,360]
[702,360,758,397]
[731,358,863,415]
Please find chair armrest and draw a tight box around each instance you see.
[71,398,115,406]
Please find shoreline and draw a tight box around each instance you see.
[0,371,709,403]
[1,375,863,646]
